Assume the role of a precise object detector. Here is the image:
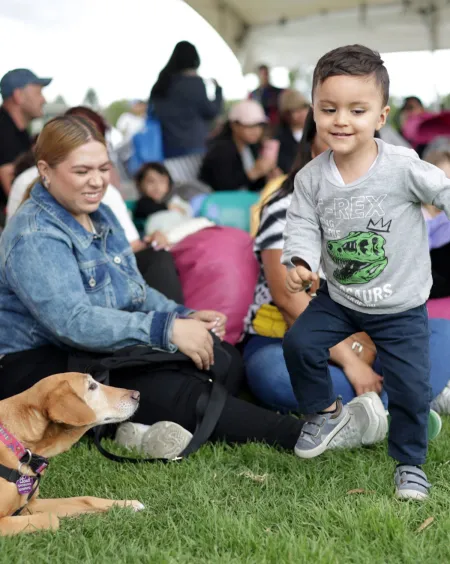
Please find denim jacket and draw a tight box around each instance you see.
[0,183,193,355]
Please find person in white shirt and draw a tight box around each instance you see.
[116,100,147,143]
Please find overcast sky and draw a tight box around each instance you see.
[0,0,448,107]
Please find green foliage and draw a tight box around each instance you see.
[104,100,131,127]
[83,88,100,109]
[53,95,67,105]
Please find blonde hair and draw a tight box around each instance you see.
[21,115,106,204]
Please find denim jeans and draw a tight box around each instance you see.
[244,317,449,464]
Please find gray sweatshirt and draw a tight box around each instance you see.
[282,139,450,314]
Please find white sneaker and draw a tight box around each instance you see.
[141,421,193,460]
[115,422,150,450]
[431,380,450,414]
[329,392,388,449]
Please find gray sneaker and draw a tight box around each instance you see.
[329,392,388,450]
[141,421,193,460]
[295,397,350,459]
[395,465,431,500]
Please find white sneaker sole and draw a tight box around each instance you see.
[295,409,351,459]
[349,392,388,445]
[396,488,428,501]
[141,421,193,460]
[115,422,150,450]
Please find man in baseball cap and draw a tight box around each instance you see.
[0,68,52,200]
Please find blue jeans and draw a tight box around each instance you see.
[244,318,450,463]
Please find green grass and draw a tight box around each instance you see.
[2,426,450,564]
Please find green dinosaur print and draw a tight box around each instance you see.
[327,231,388,285]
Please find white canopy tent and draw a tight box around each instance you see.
[185,0,450,72]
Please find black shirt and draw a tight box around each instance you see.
[276,123,300,174]
[0,107,31,168]
[199,138,266,192]
[0,107,31,204]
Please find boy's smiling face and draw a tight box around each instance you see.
[312,74,390,158]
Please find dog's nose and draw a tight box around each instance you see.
[131,391,140,402]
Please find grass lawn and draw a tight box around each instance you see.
[1,424,450,564]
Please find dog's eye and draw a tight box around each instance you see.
[88,382,98,391]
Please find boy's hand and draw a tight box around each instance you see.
[286,266,318,293]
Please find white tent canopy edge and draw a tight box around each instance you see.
[185,1,450,72]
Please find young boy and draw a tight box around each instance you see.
[282,44,450,500]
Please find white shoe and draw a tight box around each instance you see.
[141,421,193,460]
[431,380,450,414]
[329,392,388,449]
[115,422,150,450]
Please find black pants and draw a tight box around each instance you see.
[430,242,450,299]
[283,284,431,465]
[0,344,303,450]
[135,248,184,305]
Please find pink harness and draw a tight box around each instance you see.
[0,421,49,515]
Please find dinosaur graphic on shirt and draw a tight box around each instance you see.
[327,231,388,285]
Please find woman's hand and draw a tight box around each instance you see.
[343,359,383,396]
[189,310,227,340]
[171,319,214,370]
[142,231,170,251]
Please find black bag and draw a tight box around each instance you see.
[68,340,230,464]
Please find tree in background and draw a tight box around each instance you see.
[54,95,67,105]
[83,88,100,109]
[104,99,131,126]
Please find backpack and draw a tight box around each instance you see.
[68,340,230,464]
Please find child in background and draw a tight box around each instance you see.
[134,162,213,245]
[134,162,191,221]
[282,44,450,500]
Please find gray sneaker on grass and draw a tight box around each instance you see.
[295,397,350,459]
[395,465,431,500]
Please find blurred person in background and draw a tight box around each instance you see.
[0,68,51,201]
[199,100,278,192]
[150,41,223,158]
[275,89,310,173]
[116,100,147,143]
[250,64,283,128]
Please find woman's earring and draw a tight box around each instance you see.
[42,178,49,189]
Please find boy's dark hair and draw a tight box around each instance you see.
[312,44,389,106]
[135,162,173,193]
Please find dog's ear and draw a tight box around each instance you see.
[45,381,97,427]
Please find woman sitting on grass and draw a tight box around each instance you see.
[243,108,450,432]
[0,115,388,460]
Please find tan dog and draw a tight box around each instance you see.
[0,372,143,536]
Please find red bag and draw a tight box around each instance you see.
[171,227,259,344]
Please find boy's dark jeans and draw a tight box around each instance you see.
[282,284,431,465]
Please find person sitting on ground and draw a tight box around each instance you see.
[150,41,223,158]
[6,106,184,304]
[0,68,51,202]
[0,114,387,460]
[243,105,447,447]
[134,162,191,221]
[249,64,283,128]
[199,100,278,192]
[422,150,450,299]
[275,89,310,174]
